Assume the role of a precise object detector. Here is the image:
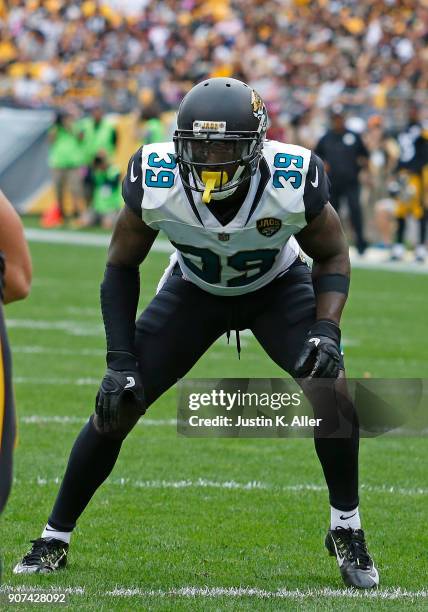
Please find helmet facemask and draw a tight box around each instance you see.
[174,121,266,203]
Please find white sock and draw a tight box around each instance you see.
[330,506,361,530]
[41,523,72,544]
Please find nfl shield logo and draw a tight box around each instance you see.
[257,218,282,237]
[218,233,230,241]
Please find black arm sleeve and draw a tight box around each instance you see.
[122,147,144,218]
[303,152,331,223]
[100,264,140,370]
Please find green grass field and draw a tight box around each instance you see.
[1,235,427,610]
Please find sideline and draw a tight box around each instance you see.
[25,228,428,274]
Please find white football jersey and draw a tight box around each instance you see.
[122,139,330,296]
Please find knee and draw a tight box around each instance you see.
[0,471,12,514]
[299,371,358,436]
[91,400,142,441]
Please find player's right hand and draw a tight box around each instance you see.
[95,368,145,433]
[294,320,341,379]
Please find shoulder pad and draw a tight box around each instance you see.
[262,140,311,208]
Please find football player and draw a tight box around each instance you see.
[0,190,32,577]
[0,189,32,515]
[14,79,378,588]
[391,106,428,262]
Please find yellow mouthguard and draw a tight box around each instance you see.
[201,171,228,203]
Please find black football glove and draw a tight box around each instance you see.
[95,352,145,433]
[294,320,341,379]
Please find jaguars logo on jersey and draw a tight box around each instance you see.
[257,218,282,237]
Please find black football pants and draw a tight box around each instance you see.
[330,181,366,252]
[0,305,15,516]
[49,260,359,532]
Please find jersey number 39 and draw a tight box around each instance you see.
[171,242,280,287]
[272,153,303,189]
[145,153,176,188]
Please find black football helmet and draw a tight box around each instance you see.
[174,78,268,203]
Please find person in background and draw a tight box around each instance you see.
[48,110,84,223]
[0,189,32,531]
[137,103,165,145]
[266,107,287,142]
[82,105,118,163]
[315,105,369,255]
[287,110,317,150]
[391,107,428,263]
[78,105,119,209]
[76,151,122,230]
[373,179,402,252]
[364,115,400,248]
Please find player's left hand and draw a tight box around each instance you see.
[294,320,341,379]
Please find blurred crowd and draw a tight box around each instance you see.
[1,0,428,123]
[0,0,427,257]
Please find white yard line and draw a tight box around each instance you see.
[106,586,428,600]
[25,228,172,253]
[14,377,99,385]
[0,586,85,595]
[6,319,103,336]
[1,585,426,601]
[13,345,104,356]
[20,415,176,426]
[25,228,428,274]
[16,475,427,496]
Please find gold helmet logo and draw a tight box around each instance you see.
[251,89,265,120]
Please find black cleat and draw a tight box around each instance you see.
[13,538,68,574]
[326,527,379,589]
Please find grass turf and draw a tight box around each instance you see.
[1,237,427,610]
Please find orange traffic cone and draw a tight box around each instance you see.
[41,203,63,228]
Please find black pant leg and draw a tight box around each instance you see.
[419,211,427,244]
[136,272,228,407]
[0,306,15,515]
[49,417,123,530]
[396,217,406,243]
[250,265,359,510]
[346,182,366,251]
[49,272,227,530]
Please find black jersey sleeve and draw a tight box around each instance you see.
[303,152,331,223]
[122,147,144,218]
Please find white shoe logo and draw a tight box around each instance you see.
[125,376,136,389]
[311,165,319,188]
[130,161,138,183]
[309,337,320,347]
[332,539,345,567]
